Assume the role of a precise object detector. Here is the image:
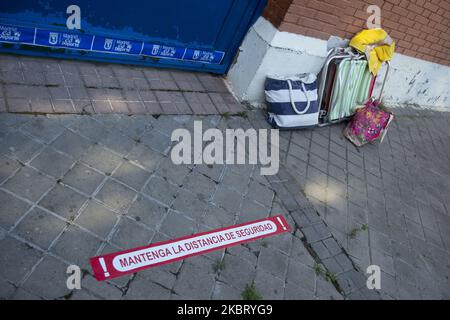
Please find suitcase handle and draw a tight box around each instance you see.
[376,61,390,102]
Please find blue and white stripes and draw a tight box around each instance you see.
[265,73,319,129]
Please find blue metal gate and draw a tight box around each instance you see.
[0,0,266,74]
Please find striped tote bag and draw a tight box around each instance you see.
[265,73,319,129]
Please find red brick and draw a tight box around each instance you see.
[297,16,325,30]
[415,15,429,25]
[383,2,394,11]
[427,34,440,43]
[390,30,406,41]
[284,13,299,23]
[315,11,339,25]
[429,13,442,23]
[397,40,412,49]
[424,2,439,12]
[400,16,415,27]
[288,5,317,18]
[306,29,330,40]
[435,23,448,32]
[411,37,426,46]
[386,0,401,5]
[279,22,309,35]
[409,3,424,15]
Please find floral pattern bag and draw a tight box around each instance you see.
[343,99,393,147]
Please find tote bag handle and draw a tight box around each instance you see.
[287,79,311,115]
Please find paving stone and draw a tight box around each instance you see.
[139,267,177,290]
[62,163,104,195]
[0,190,31,229]
[184,172,216,201]
[184,92,217,114]
[257,247,288,279]
[143,175,178,206]
[10,288,43,300]
[80,144,123,175]
[265,230,293,255]
[238,198,270,224]
[323,237,342,256]
[112,161,151,191]
[200,205,235,229]
[301,223,332,243]
[246,180,274,208]
[172,189,207,220]
[0,235,43,284]
[154,158,191,186]
[0,277,16,299]
[50,129,92,159]
[141,129,172,154]
[110,216,154,249]
[213,186,243,214]
[219,253,256,291]
[95,179,136,212]
[211,281,242,300]
[226,243,258,265]
[99,130,136,156]
[290,236,315,267]
[126,195,167,230]
[22,255,71,299]
[159,211,195,238]
[196,164,224,183]
[311,241,332,259]
[30,147,74,178]
[284,281,316,299]
[286,259,316,292]
[1,130,43,162]
[334,253,354,272]
[14,207,66,249]
[394,258,418,286]
[171,71,204,92]
[81,274,123,300]
[253,267,285,300]
[125,276,171,300]
[76,201,118,239]
[51,225,102,269]
[127,143,164,172]
[3,166,55,202]
[38,184,88,220]
[20,117,64,142]
[173,258,216,299]
[0,156,20,183]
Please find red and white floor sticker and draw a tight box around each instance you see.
[90,215,291,281]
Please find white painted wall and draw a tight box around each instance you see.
[227,17,450,111]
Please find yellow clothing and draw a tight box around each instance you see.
[349,29,395,76]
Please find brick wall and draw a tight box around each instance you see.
[263,0,450,66]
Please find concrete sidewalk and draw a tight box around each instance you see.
[280,107,450,299]
[0,54,244,115]
[0,112,343,300]
[1,54,450,300]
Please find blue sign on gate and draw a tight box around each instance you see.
[0,24,34,44]
[184,48,225,64]
[35,29,93,50]
[0,23,225,65]
[142,43,185,59]
[92,36,142,55]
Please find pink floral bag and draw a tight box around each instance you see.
[343,100,394,147]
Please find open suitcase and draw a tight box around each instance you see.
[317,47,390,127]
[265,47,390,129]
